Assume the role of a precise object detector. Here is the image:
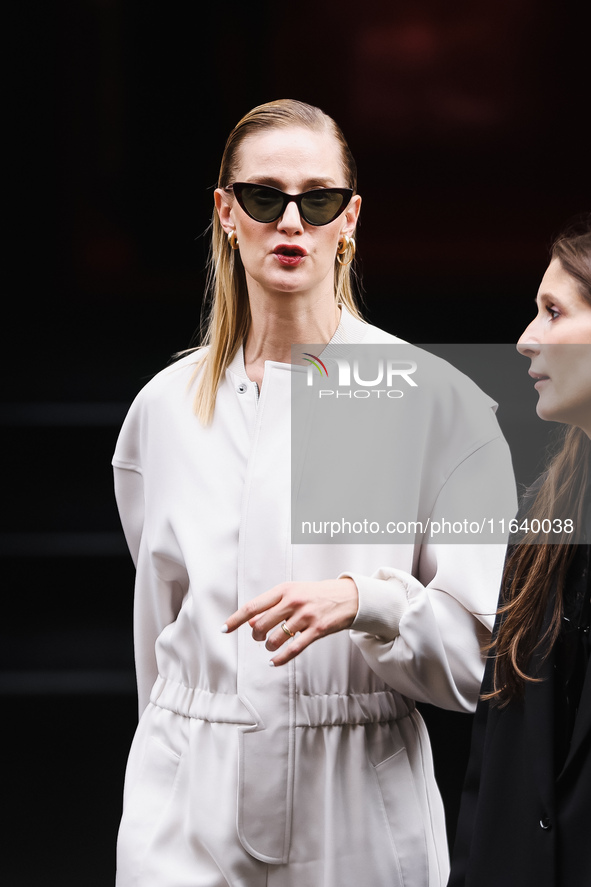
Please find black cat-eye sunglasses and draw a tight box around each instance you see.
[225,182,354,227]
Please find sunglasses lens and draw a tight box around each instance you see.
[240,186,285,222]
[235,185,351,225]
[301,190,346,225]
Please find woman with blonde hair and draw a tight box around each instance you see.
[113,99,516,886]
[450,219,591,887]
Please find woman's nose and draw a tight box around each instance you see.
[516,319,540,356]
[278,200,304,234]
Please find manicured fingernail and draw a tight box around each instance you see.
[220,624,228,633]
[268,660,275,667]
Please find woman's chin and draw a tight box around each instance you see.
[535,400,559,424]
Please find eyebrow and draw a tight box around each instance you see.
[243,176,339,190]
[536,292,559,304]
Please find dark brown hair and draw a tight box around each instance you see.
[488,216,591,704]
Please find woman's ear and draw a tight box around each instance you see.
[214,188,235,234]
[341,194,361,238]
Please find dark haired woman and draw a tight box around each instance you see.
[449,221,591,887]
[113,99,516,887]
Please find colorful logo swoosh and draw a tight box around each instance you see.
[303,353,328,377]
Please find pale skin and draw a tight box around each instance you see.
[215,125,362,665]
[517,258,591,439]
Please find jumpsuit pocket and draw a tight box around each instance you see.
[372,744,429,887]
[117,736,182,881]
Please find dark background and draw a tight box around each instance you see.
[3,1,589,884]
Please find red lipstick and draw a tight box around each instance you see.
[273,244,307,267]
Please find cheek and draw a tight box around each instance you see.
[557,316,591,345]
[538,370,591,423]
[315,228,341,263]
[235,219,264,254]
[570,359,591,407]
[577,321,591,344]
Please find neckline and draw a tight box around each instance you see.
[227,306,367,380]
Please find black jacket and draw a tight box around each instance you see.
[449,545,591,887]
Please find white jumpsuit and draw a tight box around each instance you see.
[113,309,517,887]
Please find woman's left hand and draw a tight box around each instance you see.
[222,578,359,665]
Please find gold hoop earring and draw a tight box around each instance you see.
[228,230,239,250]
[337,235,356,266]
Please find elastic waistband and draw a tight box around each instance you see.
[150,676,256,724]
[150,675,412,726]
[294,690,412,726]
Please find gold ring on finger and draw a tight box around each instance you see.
[281,620,296,638]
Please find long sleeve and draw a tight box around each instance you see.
[113,401,186,716]
[345,436,516,712]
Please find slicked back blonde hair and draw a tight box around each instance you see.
[192,99,364,424]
